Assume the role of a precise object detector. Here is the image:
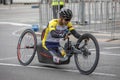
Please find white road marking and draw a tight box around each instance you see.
[104,46,120,49]
[0,55,37,61]
[100,52,120,56]
[92,72,117,77]
[0,22,41,37]
[0,62,117,77]
[0,22,32,37]
[12,26,30,37]
[0,57,17,61]
[0,22,31,26]
[0,22,31,37]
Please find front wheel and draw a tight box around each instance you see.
[17,29,37,66]
[74,33,100,75]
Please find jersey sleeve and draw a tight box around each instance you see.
[48,20,57,32]
[67,22,75,31]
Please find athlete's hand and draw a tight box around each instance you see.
[63,33,71,40]
[64,34,69,40]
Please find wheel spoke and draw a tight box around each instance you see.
[17,29,37,66]
[75,33,99,75]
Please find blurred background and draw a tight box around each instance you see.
[0,0,120,40]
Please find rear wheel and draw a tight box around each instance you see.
[75,33,100,75]
[17,29,37,66]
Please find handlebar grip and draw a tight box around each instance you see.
[63,32,71,41]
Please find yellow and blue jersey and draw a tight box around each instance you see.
[42,19,74,50]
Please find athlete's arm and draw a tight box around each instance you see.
[48,19,65,38]
[51,30,65,38]
[70,29,81,39]
[67,22,81,39]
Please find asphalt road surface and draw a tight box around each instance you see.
[0,20,120,80]
[0,5,120,80]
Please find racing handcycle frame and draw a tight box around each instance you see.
[17,29,100,75]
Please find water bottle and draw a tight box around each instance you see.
[32,24,39,32]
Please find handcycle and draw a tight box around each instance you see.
[17,28,100,75]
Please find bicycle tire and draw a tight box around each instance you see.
[17,29,37,66]
[74,33,100,75]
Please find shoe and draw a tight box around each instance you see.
[53,56,60,63]
[49,51,69,64]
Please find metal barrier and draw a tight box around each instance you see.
[0,0,119,40]
[39,0,120,40]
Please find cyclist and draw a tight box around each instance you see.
[41,8,81,63]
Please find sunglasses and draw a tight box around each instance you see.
[64,18,71,21]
